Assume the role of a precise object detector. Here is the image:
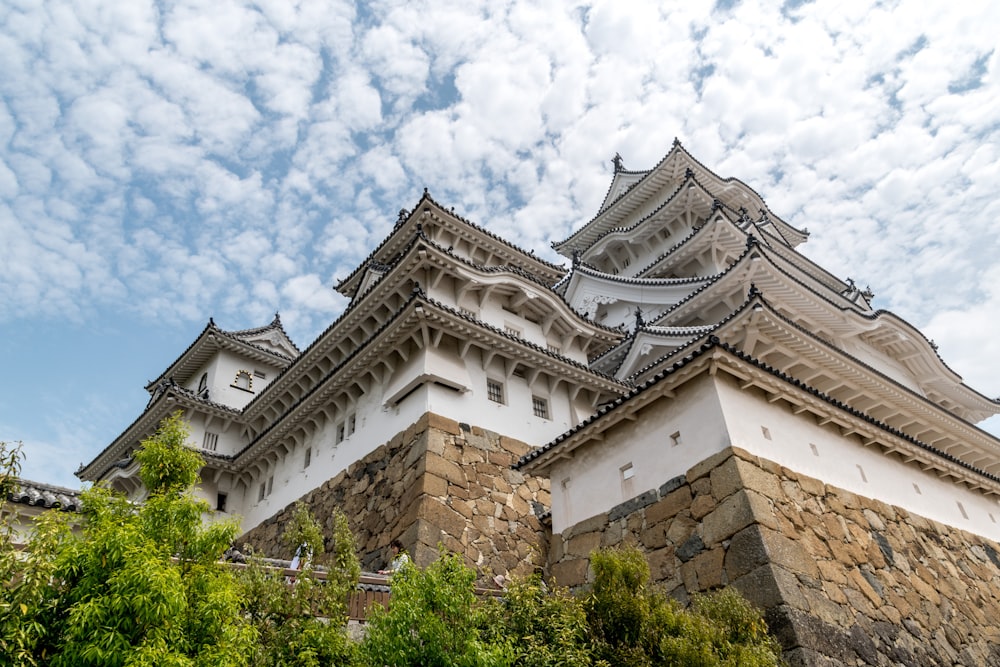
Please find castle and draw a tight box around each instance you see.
[79,142,1000,666]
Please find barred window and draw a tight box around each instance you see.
[202,431,219,451]
[532,396,549,419]
[487,379,504,404]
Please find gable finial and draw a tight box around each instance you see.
[685,167,695,179]
[748,283,761,299]
[634,306,645,329]
[612,152,624,173]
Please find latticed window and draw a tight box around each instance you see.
[487,379,504,404]
[532,396,549,419]
[202,431,218,451]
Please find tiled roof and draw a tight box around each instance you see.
[8,479,82,511]
[336,191,564,296]
[516,334,1000,489]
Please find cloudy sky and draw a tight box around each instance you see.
[2,0,999,489]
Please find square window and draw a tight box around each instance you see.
[532,396,549,419]
[487,379,505,404]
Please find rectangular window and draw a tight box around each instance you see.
[336,423,345,443]
[621,463,635,497]
[258,483,266,502]
[304,447,311,468]
[202,432,219,452]
[532,396,549,419]
[487,379,504,404]
[504,324,522,337]
[347,414,356,436]
[216,493,227,512]
[547,343,560,354]
[254,370,266,379]
[266,475,274,496]
[460,307,477,319]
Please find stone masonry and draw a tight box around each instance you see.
[239,413,550,580]
[549,446,1000,667]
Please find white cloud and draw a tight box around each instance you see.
[2,0,1000,479]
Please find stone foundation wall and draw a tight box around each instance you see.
[239,413,550,580]
[549,447,1000,667]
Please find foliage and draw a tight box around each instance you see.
[0,441,73,666]
[0,413,257,667]
[2,425,783,667]
[359,549,509,667]
[238,502,358,667]
[585,545,782,667]
[480,573,595,667]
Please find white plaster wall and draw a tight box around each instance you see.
[547,372,1000,543]
[231,344,592,534]
[715,375,1000,542]
[185,411,243,457]
[207,350,279,410]
[548,375,729,533]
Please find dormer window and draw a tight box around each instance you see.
[232,370,253,392]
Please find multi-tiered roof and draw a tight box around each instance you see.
[525,141,1000,498]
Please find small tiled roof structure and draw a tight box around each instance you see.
[7,479,82,512]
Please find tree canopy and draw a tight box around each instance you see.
[1,416,783,666]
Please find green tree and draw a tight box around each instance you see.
[480,573,595,667]
[238,502,358,667]
[0,441,75,666]
[359,549,509,667]
[585,545,781,667]
[43,412,256,667]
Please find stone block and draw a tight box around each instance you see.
[426,412,461,435]
[686,447,734,484]
[708,455,743,501]
[689,493,716,520]
[759,525,819,579]
[562,512,610,541]
[639,523,668,550]
[550,558,589,588]
[691,546,726,589]
[645,486,692,525]
[418,497,468,540]
[733,563,808,611]
[658,474,687,497]
[608,489,658,522]
[701,490,774,546]
[566,531,603,558]
[725,526,769,580]
[423,451,467,488]
[420,472,448,498]
[797,474,825,497]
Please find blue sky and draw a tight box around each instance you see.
[2,0,999,489]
